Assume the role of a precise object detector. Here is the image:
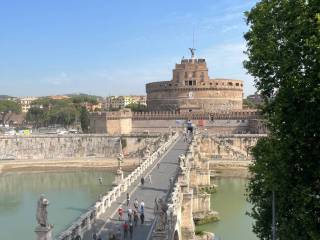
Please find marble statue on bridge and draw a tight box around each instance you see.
[36,195,50,227]
[35,194,53,240]
[154,197,168,232]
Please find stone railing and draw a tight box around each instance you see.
[56,133,179,240]
[152,141,193,240]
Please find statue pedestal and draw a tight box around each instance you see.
[35,225,53,240]
[112,169,123,186]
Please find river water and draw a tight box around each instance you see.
[196,178,257,240]
[0,170,115,240]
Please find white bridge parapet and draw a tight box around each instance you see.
[56,132,179,240]
[152,136,195,240]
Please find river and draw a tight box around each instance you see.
[196,178,257,240]
[0,170,115,240]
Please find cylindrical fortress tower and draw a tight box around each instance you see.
[146,50,243,112]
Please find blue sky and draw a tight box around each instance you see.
[0,0,258,97]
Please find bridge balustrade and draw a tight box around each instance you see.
[56,132,179,240]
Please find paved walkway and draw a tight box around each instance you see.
[82,137,188,240]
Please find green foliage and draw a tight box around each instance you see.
[125,103,147,112]
[80,107,90,133]
[26,98,79,127]
[48,104,78,126]
[244,1,320,239]
[243,98,261,109]
[0,100,21,123]
[26,95,101,128]
[195,230,205,236]
[194,215,219,225]
[70,95,98,105]
[26,107,46,128]
[199,185,216,194]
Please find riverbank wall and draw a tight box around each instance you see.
[210,160,251,178]
[0,134,158,161]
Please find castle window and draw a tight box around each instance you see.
[228,82,233,86]
[185,81,188,86]
[216,82,218,85]
[169,84,172,86]
[241,84,243,87]
[193,80,196,85]
[236,83,239,86]
[210,82,212,85]
[189,80,192,86]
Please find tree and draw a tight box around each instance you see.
[48,104,78,127]
[125,103,147,112]
[243,97,263,109]
[26,107,46,128]
[0,100,21,124]
[244,1,320,239]
[80,107,90,133]
[26,98,79,128]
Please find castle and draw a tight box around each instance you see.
[89,49,265,135]
[146,48,243,112]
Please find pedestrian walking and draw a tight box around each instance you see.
[140,212,145,224]
[109,233,116,240]
[118,207,123,220]
[92,233,97,240]
[140,177,145,186]
[133,198,139,210]
[129,222,133,239]
[148,174,152,184]
[116,228,121,240]
[128,207,133,222]
[169,177,173,188]
[140,200,145,213]
[123,221,129,239]
[126,192,130,206]
[133,210,139,226]
[183,131,187,142]
[157,162,160,169]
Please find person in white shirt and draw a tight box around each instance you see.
[140,200,145,213]
[148,174,152,184]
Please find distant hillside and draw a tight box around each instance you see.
[65,93,104,100]
[0,95,15,100]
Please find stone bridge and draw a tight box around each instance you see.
[55,132,186,240]
[151,133,265,240]
[51,132,262,240]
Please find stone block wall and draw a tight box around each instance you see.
[89,109,132,135]
[192,192,211,214]
[0,134,152,160]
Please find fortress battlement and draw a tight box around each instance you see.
[146,51,244,112]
